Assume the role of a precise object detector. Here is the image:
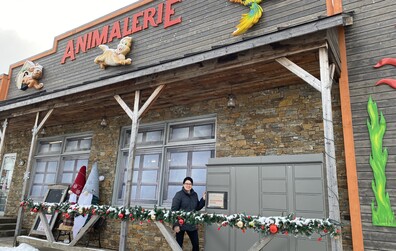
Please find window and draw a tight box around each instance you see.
[30,135,92,200]
[115,116,215,206]
[164,148,213,203]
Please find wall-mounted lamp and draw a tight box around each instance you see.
[227,94,236,108]
[100,117,108,128]
[18,159,25,166]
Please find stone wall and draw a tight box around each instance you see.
[3,82,349,250]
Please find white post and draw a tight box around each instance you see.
[119,90,140,251]
[319,47,343,251]
[14,113,40,246]
[14,109,53,246]
[0,119,8,162]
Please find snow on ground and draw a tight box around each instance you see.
[0,243,39,251]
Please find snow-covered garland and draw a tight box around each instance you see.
[20,199,341,240]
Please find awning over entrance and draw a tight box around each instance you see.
[0,13,352,133]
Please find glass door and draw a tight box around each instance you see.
[0,153,16,216]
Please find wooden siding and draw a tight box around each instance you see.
[6,0,326,100]
[343,0,396,250]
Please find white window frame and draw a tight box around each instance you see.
[29,133,93,200]
[113,115,216,207]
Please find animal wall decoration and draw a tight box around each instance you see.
[229,0,263,36]
[94,36,133,69]
[15,61,44,91]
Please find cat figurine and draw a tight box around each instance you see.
[94,36,132,69]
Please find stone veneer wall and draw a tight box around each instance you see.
[3,83,350,250]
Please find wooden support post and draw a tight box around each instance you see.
[118,91,140,251]
[154,222,182,251]
[277,49,342,251]
[247,236,274,251]
[0,119,8,165]
[319,47,343,251]
[14,109,54,246]
[115,85,165,250]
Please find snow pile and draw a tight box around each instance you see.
[0,243,39,251]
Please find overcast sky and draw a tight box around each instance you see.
[0,0,138,74]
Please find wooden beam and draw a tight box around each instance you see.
[37,109,54,132]
[319,47,342,251]
[247,236,274,251]
[276,57,322,92]
[68,215,100,246]
[114,95,134,120]
[138,85,165,117]
[338,26,364,251]
[38,212,55,243]
[154,222,182,251]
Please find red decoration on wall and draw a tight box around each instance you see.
[375,79,396,89]
[374,58,396,89]
[374,58,396,68]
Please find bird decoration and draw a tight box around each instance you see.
[229,0,263,36]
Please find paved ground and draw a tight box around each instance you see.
[0,237,14,247]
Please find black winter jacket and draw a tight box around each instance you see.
[171,187,205,231]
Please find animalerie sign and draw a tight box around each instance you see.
[61,0,182,64]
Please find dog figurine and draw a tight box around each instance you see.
[94,36,132,69]
[15,61,44,91]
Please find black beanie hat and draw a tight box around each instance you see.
[183,177,193,185]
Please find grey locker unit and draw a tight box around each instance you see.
[205,154,328,251]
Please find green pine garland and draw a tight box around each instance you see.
[20,199,341,240]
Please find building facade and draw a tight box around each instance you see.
[1,0,394,250]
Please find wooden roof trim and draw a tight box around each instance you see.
[338,26,364,251]
[0,13,352,113]
[333,0,343,14]
[6,0,154,76]
[326,0,334,16]
[0,74,9,101]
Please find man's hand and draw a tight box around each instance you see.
[174,226,180,233]
[202,191,206,200]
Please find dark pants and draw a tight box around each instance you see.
[176,229,199,251]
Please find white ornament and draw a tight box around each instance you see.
[236,221,244,228]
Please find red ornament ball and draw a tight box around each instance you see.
[269,224,278,234]
[178,218,184,225]
[118,213,124,219]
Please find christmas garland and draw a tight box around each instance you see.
[20,199,341,240]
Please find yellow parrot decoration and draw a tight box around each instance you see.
[230,0,263,36]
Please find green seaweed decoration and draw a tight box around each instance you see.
[367,96,396,227]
